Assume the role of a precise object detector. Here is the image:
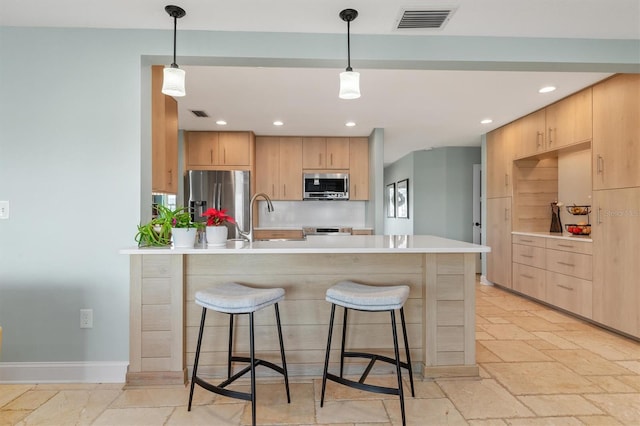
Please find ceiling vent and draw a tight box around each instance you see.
[395,8,456,30]
[190,110,209,118]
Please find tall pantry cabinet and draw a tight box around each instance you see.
[486,121,516,288]
[591,74,640,337]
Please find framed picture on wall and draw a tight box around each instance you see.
[386,183,395,218]
[397,179,409,218]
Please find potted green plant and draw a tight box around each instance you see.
[202,208,235,247]
[135,205,202,247]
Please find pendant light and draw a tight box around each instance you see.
[339,8,360,100]
[162,5,187,97]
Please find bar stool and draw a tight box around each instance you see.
[321,281,415,426]
[188,282,290,426]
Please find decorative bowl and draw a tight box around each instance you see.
[565,224,591,236]
[566,205,591,215]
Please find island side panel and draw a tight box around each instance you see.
[184,253,424,379]
[126,254,186,386]
[423,253,478,378]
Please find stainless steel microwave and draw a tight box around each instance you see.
[303,173,349,200]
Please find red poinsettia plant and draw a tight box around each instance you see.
[202,208,235,226]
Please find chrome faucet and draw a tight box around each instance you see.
[238,192,274,242]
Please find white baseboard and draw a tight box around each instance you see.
[480,275,494,286]
[0,361,128,383]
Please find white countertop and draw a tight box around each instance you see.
[512,231,592,242]
[121,234,490,255]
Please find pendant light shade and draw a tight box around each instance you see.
[339,70,360,99]
[339,9,360,100]
[162,5,186,97]
[162,66,186,97]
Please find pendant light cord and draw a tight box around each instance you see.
[171,15,178,68]
[346,19,352,72]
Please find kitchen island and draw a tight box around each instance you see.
[121,235,490,386]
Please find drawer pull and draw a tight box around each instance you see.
[557,261,575,267]
[521,254,534,258]
[520,274,534,279]
[557,244,574,248]
[558,284,574,291]
[521,239,533,243]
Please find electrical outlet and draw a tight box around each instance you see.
[80,309,93,329]
[0,201,9,219]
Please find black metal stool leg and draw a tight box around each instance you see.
[400,307,415,397]
[188,307,207,411]
[249,312,256,426]
[227,314,234,379]
[321,303,336,407]
[390,310,406,426]
[274,303,291,403]
[340,307,348,377]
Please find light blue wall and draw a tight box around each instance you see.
[0,24,636,367]
[384,147,480,240]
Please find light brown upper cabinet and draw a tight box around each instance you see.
[592,74,640,190]
[546,88,592,150]
[151,65,178,194]
[185,131,254,169]
[349,137,369,200]
[486,121,516,199]
[517,109,546,158]
[302,137,350,169]
[255,136,302,200]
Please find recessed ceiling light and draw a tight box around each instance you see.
[539,86,556,94]
[345,121,356,127]
[216,120,227,125]
[480,119,493,124]
[273,120,284,126]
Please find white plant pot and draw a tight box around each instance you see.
[206,226,228,247]
[172,227,197,248]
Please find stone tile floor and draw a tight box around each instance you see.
[1,282,639,425]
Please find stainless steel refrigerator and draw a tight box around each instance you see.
[185,170,250,239]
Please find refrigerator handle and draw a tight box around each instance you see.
[217,183,222,210]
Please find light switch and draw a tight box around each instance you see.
[0,201,8,219]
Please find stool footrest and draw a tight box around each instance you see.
[326,373,400,396]
[193,356,286,402]
[344,351,412,383]
[193,376,252,401]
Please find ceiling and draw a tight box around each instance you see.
[2,0,637,164]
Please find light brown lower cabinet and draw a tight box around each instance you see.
[592,187,640,338]
[511,234,593,320]
[487,197,512,288]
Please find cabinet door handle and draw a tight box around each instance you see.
[536,131,543,148]
[521,254,534,258]
[557,261,575,267]
[168,169,172,185]
[504,208,510,220]
[283,184,286,197]
[318,153,322,166]
[597,207,603,224]
[210,149,213,164]
[521,239,533,243]
[272,184,275,197]
[557,244,574,248]
[558,284,574,291]
[353,184,357,198]
[330,153,333,166]
[504,173,510,187]
[548,127,554,145]
[596,155,604,175]
[521,274,534,279]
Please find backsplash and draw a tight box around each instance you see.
[257,200,366,228]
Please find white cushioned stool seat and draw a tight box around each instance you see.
[326,281,410,311]
[195,282,285,314]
